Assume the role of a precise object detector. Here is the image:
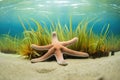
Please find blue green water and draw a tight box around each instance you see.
[0,0,120,36]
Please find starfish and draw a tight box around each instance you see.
[31,32,89,66]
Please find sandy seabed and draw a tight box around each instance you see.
[0,52,120,80]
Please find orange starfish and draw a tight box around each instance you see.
[31,32,89,66]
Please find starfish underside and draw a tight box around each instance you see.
[31,32,89,66]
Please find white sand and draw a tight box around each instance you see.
[0,52,120,80]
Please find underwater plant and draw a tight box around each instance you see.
[1,17,119,59]
[0,34,20,53]
[18,17,113,59]
[18,17,51,59]
[107,34,120,55]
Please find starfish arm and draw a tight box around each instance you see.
[52,32,59,43]
[60,37,78,47]
[54,49,68,66]
[61,46,89,57]
[31,47,55,63]
[31,44,53,50]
